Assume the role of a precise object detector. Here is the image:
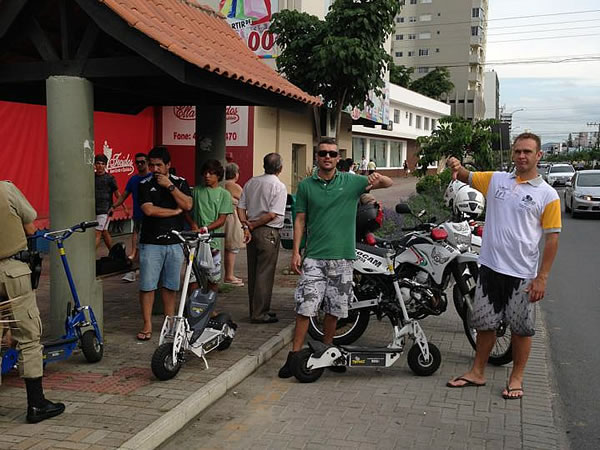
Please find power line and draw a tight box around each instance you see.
[488,32,600,44]
[396,9,600,29]
[488,18,600,30]
[489,25,599,36]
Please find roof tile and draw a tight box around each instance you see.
[100,0,321,105]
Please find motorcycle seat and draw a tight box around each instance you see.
[356,242,390,258]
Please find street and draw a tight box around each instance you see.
[542,189,600,450]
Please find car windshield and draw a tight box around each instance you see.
[550,166,574,173]
[577,174,600,187]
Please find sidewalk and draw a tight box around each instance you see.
[0,177,565,449]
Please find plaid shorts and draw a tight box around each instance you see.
[294,258,353,319]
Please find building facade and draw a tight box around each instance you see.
[392,0,488,121]
[352,83,451,176]
[483,70,499,120]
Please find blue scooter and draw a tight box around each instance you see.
[1,221,104,375]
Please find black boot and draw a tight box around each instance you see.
[25,377,65,423]
[278,351,295,379]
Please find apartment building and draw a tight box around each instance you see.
[352,83,451,176]
[392,0,488,120]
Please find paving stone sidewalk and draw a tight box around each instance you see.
[161,305,567,450]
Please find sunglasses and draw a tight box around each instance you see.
[317,150,339,158]
[135,160,147,165]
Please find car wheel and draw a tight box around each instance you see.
[564,194,571,213]
[570,200,577,218]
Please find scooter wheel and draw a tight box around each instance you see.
[81,330,103,363]
[151,343,182,381]
[290,348,324,383]
[407,343,441,376]
[210,313,235,351]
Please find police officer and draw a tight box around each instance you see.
[0,181,65,423]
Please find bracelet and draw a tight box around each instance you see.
[242,225,249,230]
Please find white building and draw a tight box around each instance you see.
[352,83,451,176]
[483,70,499,120]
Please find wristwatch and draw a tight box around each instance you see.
[168,184,176,192]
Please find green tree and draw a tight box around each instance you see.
[389,63,413,88]
[416,116,498,176]
[409,67,454,100]
[271,0,401,138]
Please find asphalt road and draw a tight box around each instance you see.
[543,188,600,450]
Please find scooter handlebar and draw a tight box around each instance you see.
[80,221,99,230]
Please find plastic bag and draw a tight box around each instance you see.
[197,242,215,270]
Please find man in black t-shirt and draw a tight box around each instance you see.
[136,146,192,341]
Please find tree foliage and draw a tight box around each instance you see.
[271,0,401,138]
[416,116,498,176]
[409,67,454,99]
[389,63,413,88]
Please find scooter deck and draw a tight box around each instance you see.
[340,345,403,353]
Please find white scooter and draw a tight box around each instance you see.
[151,230,236,381]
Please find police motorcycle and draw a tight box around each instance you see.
[151,230,236,381]
[289,205,443,382]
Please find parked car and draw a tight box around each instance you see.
[564,170,600,218]
[546,163,575,186]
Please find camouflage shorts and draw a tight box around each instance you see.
[294,258,353,319]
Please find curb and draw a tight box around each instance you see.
[119,323,295,450]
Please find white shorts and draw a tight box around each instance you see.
[95,214,109,231]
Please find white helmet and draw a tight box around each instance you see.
[444,180,468,208]
[454,186,485,218]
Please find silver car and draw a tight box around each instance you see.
[547,164,575,186]
[564,170,600,218]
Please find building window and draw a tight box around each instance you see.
[409,16,417,23]
[408,34,416,40]
[419,32,431,39]
[472,7,483,18]
[397,17,404,23]
[407,51,415,56]
[436,48,440,52]
[410,0,417,4]
[418,67,429,73]
[370,139,387,169]
[471,26,482,36]
[394,109,400,123]
[420,14,432,22]
[352,137,367,162]
[395,51,403,57]
[390,141,402,167]
[395,34,404,40]
[409,112,413,126]
[421,0,432,3]
[424,117,430,130]
[418,48,429,56]
[416,115,422,129]
[399,0,406,5]
[431,119,437,130]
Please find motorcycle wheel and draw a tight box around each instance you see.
[81,330,103,363]
[290,348,324,383]
[151,343,182,381]
[407,343,441,376]
[307,308,370,345]
[453,284,513,366]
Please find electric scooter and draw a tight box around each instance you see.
[1,221,104,376]
[289,236,443,383]
[151,230,236,381]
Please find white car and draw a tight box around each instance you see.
[564,170,600,218]
[546,164,575,186]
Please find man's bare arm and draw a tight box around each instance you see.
[141,203,182,218]
[526,232,559,302]
[248,212,278,230]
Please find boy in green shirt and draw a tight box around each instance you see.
[187,159,233,291]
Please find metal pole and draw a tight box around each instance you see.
[46,76,103,336]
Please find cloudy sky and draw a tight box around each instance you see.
[487,0,600,144]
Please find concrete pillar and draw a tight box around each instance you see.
[195,105,226,180]
[46,76,103,336]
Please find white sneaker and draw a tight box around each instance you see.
[122,271,136,282]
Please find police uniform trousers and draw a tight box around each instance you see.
[0,258,43,384]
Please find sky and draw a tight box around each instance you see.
[486,0,600,144]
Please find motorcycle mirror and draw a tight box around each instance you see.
[395,203,411,214]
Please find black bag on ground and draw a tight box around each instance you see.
[96,243,131,275]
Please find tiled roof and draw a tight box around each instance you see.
[99,0,321,106]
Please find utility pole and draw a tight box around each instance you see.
[587,122,600,149]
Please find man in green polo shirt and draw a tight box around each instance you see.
[279,137,393,378]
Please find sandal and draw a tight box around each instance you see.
[502,386,524,400]
[136,331,152,341]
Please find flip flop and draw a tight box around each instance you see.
[136,331,152,341]
[223,279,244,286]
[446,376,486,388]
[502,386,524,400]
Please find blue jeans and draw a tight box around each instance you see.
[139,243,184,292]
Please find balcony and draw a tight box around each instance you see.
[471,35,483,46]
[469,52,483,64]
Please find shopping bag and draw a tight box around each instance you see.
[197,242,215,270]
